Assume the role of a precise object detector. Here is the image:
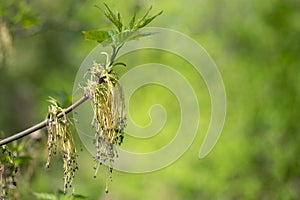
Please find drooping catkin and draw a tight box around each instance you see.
[83,54,126,183]
[46,98,78,194]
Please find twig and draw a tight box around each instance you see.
[0,95,89,146]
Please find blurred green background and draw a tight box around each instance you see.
[1,0,300,199]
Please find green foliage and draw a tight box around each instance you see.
[103,3,123,32]
[133,6,163,29]
[102,3,163,32]
[0,0,39,28]
[82,3,162,44]
[82,30,110,43]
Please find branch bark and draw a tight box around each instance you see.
[0,95,89,146]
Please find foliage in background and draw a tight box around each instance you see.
[0,0,300,199]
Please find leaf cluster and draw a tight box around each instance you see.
[82,3,163,44]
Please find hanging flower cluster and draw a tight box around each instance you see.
[0,145,18,199]
[46,98,78,194]
[84,53,126,181]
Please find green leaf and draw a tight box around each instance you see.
[101,30,155,47]
[122,30,155,41]
[103,3,116,21]
[137,10,163,28]
[82,30,110,43]
[117,11,122,24]
[129,12,136,30]
[103,3,123,32]
[139,6,153,23]
[99,30,118,47]
[110,30,141,45]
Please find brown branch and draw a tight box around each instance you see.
[0,95,89,146]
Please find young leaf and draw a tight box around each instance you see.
[137,10,163,28]
[128,31,155,41]
[96,30,120,47]
[107,30,138,46]
[138,6,153,24]
[101,30,155,47]
[117,11,122,29]
[103,3,123,32]
[103,3,116,21]
[129,12,136,30]
[82,30,110,43]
